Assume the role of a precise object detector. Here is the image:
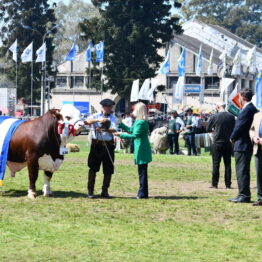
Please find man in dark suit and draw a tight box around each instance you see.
[229,88,258,203]
[206,102,235,189]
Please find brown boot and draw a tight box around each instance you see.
[87,170,96,198]
[101,173,112,198]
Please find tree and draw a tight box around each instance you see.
[182,0,262,48]
[79,0,183,97]
[0,0,57,103]
[53,0,99,63]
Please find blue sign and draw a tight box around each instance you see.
[184,84,202,94]
[63,101,89,115]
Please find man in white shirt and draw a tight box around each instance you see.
[85,98,117,199]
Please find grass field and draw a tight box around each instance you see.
[1,136,262,262]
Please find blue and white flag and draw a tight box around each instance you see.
[158,50,170,74]
[21,42,33,63]
[255,70,262,109]
[36,42,46,63]
[9,39,18,62]
[65,42,79,61]
[95,41,104,62]
[178,48,186,77]
[86,41,92,62]
[196,45,202,76]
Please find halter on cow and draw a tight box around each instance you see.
[5,104,84,199]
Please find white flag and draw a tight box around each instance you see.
[219,50,227,76]
[207,49,214,75]
[9,39,17,62]
[231,49,241,76]
[138,79,151,100]
[246,46,256,74]
[130,79,140,102]
[173,76,185,104]
[21,42,33,63]
[147,78,158,101]
[36,42,46,63]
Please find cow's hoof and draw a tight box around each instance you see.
[43,191,53,197]
[27,191,36,199]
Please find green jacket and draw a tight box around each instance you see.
[168,119,176,134]
[119,120,152,165]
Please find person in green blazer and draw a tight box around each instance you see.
[115,102,152,198]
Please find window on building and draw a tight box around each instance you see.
[205,77,220,89]
[56,76,67,88]
[186,77,200,84]
[71,76,84,88]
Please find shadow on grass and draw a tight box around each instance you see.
[1,190,207,200]
[1,189,86,198]
[152,196,207,200]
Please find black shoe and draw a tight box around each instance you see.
[226,186,232,189]
[228,195,251,203]
[209,185,218,189]
[253,200,262,206]
[87,190,94,199]
[101,191,111,198]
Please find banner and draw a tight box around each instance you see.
[178,48,186,76]
[9,40,17,62]
[21,42,33,63]
[138,79,151,100]
[130,79,140,102]
[158,50,170,74]
[173,76,185,104]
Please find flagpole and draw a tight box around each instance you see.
[15,60,18,105]
[40,61,44,115]
[100,62,104,100]
[88,61,91,114]
[31,61,33,116]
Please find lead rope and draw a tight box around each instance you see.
[96,129,128,196]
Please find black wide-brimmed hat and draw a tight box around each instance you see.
[100,99,115,106]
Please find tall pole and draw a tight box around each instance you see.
[88,61,91,114]
[100,62,103,100]
[40,60,44,115]
[31,61,33,116]
[15,60,18,105]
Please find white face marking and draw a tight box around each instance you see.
[59,104,85,145]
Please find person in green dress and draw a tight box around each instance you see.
[115,102,152,198]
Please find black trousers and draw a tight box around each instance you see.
[185,133,197,155]
[234,151,252,198]
[88,142,115,174]
[168,134,179,154]
[137,164,148,198]
[211,143,232,187]
[255,148,262,201]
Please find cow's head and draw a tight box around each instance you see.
[58,104,85,145]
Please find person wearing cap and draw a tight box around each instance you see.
[206,102,235,189]
[85,98,117,199]
[184,108,198,156]
[168,110,184,154]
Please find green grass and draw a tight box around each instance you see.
[1,135,262,262]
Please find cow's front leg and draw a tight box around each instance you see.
[27,154,39,199]
[43,171,53,197]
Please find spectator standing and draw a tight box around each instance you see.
[206,102,235,189]
[229,88,258,203]
[184,108,198,156]
[167,110,184,154]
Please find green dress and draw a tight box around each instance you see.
[119,120,152,165]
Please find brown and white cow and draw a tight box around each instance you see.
[6,104,84,199]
